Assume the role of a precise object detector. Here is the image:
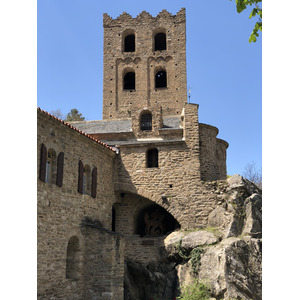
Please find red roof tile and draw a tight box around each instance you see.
[37,107,116,153]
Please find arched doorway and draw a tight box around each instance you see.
[135,204,180,237]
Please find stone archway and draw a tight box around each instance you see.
[135,204,180,237]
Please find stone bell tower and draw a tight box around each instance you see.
[102,8,187,120]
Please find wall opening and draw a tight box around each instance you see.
[66,236,80,280]
[112,206,116,232]
[124,72,135,90]
[147,148,158,168]
[155,70,167,88]
[140,112,152,131]
[45,149,56,184]
[124,34,135,52]
[154,32,166,51]
[136,204,180,237]
[83,165,91,195]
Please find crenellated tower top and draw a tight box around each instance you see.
[102,8,187,120]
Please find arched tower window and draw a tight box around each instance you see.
[140,112,152,131]
[154,32,166,51]
[124,34,135,52]
[66,236,80,280]
[123,72,135,90]
[155,70,167,88]
[147,148,158,168]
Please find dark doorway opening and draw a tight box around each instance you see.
[136,204,180,237]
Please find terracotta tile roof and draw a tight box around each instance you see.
[37,107,117,153]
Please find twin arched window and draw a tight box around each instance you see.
[78,161,97,198]
[123,31,167,53]
[39,143,64,187]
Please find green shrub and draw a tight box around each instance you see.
[178,280,211,300]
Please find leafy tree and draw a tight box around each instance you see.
[50,109,64,120]
[230,0,262,43]
[65,108,85,122]
[243,161,262,189]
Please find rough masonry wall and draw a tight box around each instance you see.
[199,123,219,181]
[102,8,187,119]
[114,103,218,229]
[37,110,123,299]
[217,138,228,180]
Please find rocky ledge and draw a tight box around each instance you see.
[125,175,262,300]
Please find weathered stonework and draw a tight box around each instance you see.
[36,8,243,300]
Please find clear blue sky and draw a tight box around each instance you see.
[37,0,262,176]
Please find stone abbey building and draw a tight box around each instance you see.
[37,8,229,299]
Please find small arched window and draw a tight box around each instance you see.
[45,149,56,183]
[147,148,158,168]
[155,70,167,88]
[66,236,80,280]
[140,113,152,131]
[124,34,135,52]
[124,72,135,90]
[154,32,166,51]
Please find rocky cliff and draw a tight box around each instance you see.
[124,175,262,300]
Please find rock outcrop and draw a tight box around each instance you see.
[125,175,262,300]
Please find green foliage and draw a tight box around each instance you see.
[176,239,190,260]
[189,246,204,275]
[230,0,262,43]
[178,280,211,300]
[65,108,85,122]
[176,239,204,275]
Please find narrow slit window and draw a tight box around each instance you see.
[147,148,158,168]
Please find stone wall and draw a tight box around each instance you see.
[102,8,187,119]
[199,123,228,181]
[113,103,225,229]
[37,109,124,299]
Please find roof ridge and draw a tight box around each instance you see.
[37,107,117,153]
